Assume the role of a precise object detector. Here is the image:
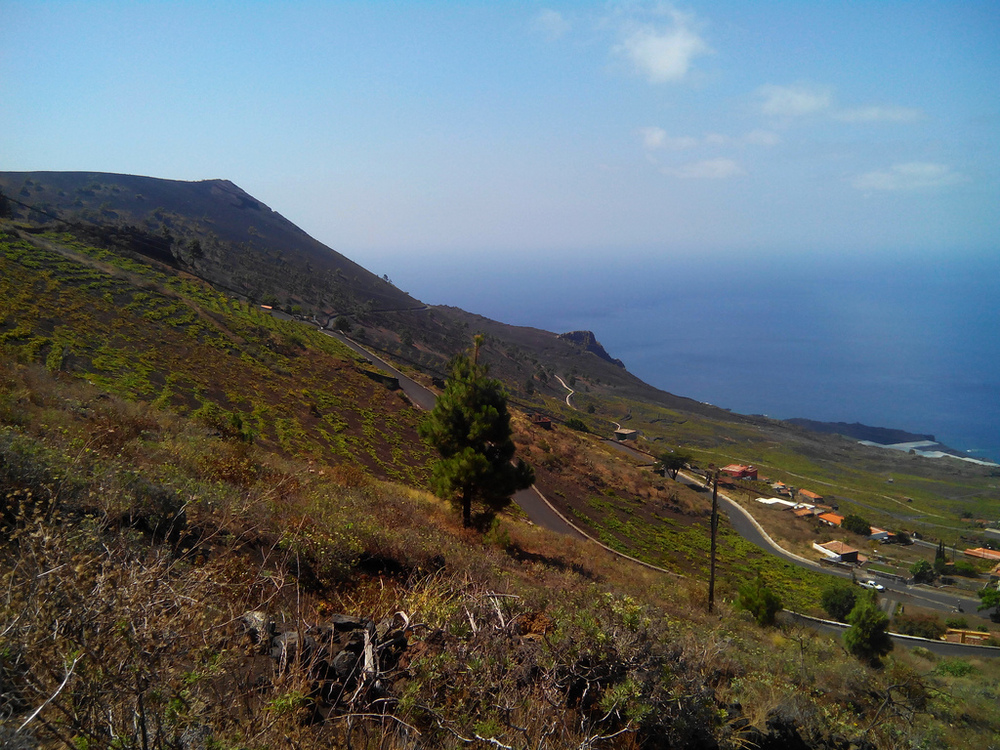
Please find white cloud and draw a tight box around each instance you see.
[618,11,711,83]
[639,126,667,149]
[639,126,699,150]
[835,105,923,123]
[852,162,965,191]
[758,85,922,127]
[640,127,779,150]
[757,84,832,117]
[531,9,571,40]
[663,158,744,179]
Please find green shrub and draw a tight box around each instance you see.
[842,514,871,536]
[844,591,893,665]
[951,560,979,577]
[737,575,782,626]
[820,582,857,622]
[893,613,946,640]
[935,659,977,677]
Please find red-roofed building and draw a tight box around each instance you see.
[798,489,824,502]
[818,512,844,527]
[721,464,757,480]
[964,548,1000,561]
[531,414,552,430]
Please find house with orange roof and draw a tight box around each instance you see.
[721,464,758,480]
[869,527,892,542]
[818,512,844,527]
[964,547,1000,561]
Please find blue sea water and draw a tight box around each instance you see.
[384,249,1000,464]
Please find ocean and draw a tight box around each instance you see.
[383,249,1000,464]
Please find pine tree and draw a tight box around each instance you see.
[934,540,948,573]
[736,575,783,626]
[843,590,893,666]
[419,339,534,528]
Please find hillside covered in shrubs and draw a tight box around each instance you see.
[2,218,1000,748]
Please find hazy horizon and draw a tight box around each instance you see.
[3,2,998,267]
[382,249,1000,463]
[3,1,997,458]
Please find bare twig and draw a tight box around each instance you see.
[17,654,81,733]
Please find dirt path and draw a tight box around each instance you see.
[554,375,574,409]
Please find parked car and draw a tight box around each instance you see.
[857,580,885,591]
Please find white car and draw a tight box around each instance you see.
[858,580,885,591]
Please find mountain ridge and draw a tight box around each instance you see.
[0,170,973,451]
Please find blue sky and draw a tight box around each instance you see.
[3,1,998,270]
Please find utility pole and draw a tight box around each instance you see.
[708,468,719,613]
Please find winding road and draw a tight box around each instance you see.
[318,330,996,655]
[553,375,575,409]
[320,329,582,538]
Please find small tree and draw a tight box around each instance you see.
[820,581,858,622]
[656,450,692,480]
[933,540,948,574]
[910,559,935,584]
[842,514,871,536]
[736,575,783,626]
[844,590,893,666]
[978,584,1000,622]
[419,340,534,528]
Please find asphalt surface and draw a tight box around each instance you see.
[605,439,987,622]
[319,331,996,653]
[781,611,1000,658]
[321,329,437,411]
[320,330,580,536]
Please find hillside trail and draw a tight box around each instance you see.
[553,375,574,408]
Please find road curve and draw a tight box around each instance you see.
[321,329,437,411]
[321,331,584,536]
[321,330,992,640]
[554,375,575,408]
[514,486,589,542]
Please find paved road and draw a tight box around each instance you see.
[320,331,581,536]
[321,329,437,411]
[554,375,575,409]
[781,611,1000,658]
[314,335,996,649]
[514,487,589,541]
[602,439,987,621]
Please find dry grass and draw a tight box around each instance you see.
[2,248,999,747]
